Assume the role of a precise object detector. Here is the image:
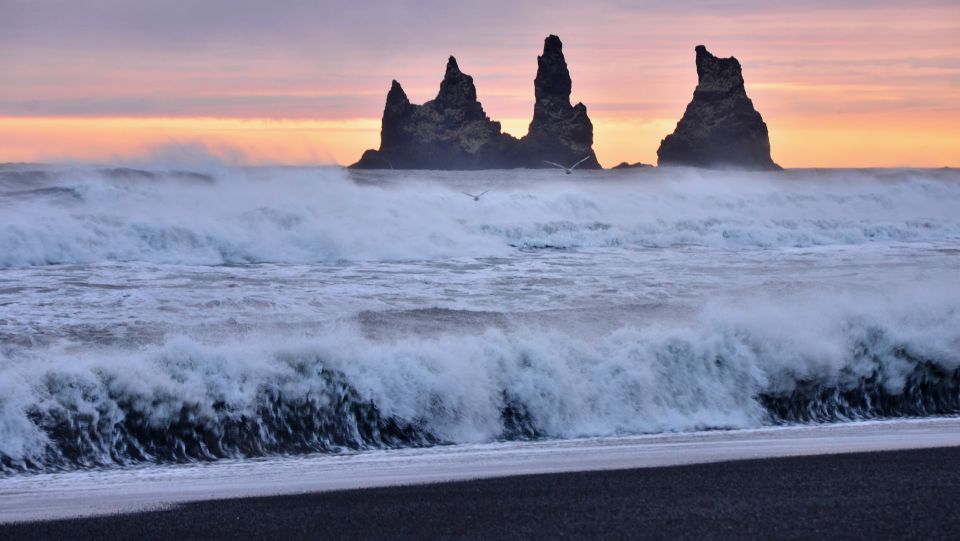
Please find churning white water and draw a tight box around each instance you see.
[1,164,958,472]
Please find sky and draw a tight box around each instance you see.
[1,0,958,168]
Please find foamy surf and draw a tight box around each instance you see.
[1,165,958,473]
[2,282,958,472]
[1,165,958,267]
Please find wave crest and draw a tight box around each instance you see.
[1,166,958,266]
[3,290,958,473]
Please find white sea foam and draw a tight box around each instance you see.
[0,166,957,267]
[2,283,958,470]
[1,164,958,472]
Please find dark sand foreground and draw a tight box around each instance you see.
[3,446,959,540]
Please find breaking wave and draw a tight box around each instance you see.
[3,289,958,473]
[1,165,958,267]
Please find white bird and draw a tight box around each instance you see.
[462,190,489,201]
[543,156,592,174]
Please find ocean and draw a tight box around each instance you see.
[1,163,959,473]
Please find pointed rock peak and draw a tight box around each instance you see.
[445,56,461,77]
[525,34,599,170]
[386,80,409,106]
[543,34,563,55]
[657,46,778,170]
[436,55,478,108]
[694,45,744,93]
[535,34,572,102]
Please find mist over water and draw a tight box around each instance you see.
[1,164,958,472]
[1,165,958,267]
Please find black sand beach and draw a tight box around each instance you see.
[3,446,959,540]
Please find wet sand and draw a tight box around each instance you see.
[3,446,959,540]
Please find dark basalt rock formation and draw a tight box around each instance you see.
[657,45,779,170]
[611,161,653,170]
[518,35,601,169]
[352,57,520,169]
[351,36,600,170]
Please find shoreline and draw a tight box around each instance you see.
[2,417,959,525]
[3,445,959,539]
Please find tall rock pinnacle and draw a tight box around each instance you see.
[533,35,572,107]
[657,45,779,170]
[379,81,414,150]
[436,56,481,112]
[521,35,601,169]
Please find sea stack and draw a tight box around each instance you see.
[351,35,600,170]
[519,35,601,169]
[657,45,779,170]
[351,57,519,169]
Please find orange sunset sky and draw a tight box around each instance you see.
[1,0,958,168]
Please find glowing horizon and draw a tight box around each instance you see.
[1,0,958,168]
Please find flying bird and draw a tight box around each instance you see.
[543,156,592,174]
[462,190,489,201]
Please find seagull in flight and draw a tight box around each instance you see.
[544,156,592,174]
[462,190,489,201]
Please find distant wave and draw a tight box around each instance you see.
[3,287,958,472]
[0,166,958,267]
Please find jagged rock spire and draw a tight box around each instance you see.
[521,35,601,169]
[657,45,779,170]
[534,35,572,104]
[379,80,415,151]
[386,80,409,107]
[436,56,479,109]
[694,45,745,93]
